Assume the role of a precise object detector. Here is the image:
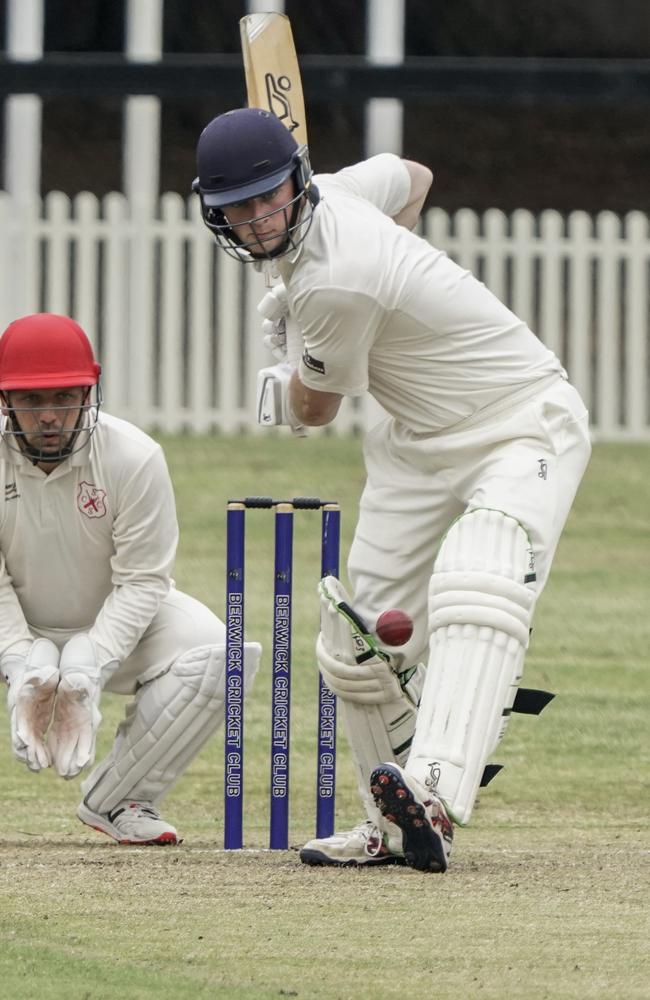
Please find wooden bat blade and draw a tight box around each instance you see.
[239,12,308,148]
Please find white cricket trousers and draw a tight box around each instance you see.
[348,377,592,665]
[31,588,225,694]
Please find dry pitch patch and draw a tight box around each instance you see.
[1,826,646,902]
[1,826,648,1000]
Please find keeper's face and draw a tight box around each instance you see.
[3,386,87,459]
[222,177,297,256]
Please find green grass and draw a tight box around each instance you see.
[1,436,648,999]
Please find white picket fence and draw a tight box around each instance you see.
[0,192,648,440]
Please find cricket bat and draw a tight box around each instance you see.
[240,12,309,437]
[239,12,308,148]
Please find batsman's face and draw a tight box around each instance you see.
[223,177,297,255]
[4,386,87,458]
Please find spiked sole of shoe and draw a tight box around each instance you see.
[299,848,406,868]
[370,765,447,873]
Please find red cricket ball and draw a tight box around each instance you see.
[375,608,414,646]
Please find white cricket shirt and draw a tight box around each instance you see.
[279,154,565,434]
[0,412,178,664]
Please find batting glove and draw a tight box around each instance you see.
[256,362,307,436]
[258,282,304,367]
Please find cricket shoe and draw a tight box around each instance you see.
[370,763,453,873]
[77,800,181,845]
[300,819,407,868]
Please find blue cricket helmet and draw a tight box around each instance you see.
[196,108,302,207]
[193,108,318,261]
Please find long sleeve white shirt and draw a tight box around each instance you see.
[0,412,179,665]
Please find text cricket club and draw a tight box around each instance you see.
[318,688,336,798]
[271,594,290,797]
[223,495,340,847]
[225,591,243,798]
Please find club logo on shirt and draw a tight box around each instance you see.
[302,350,326,375]
[4,482,19,501]
[77,481,107,519]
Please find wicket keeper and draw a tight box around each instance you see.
[0,313,261,844]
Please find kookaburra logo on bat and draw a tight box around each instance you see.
[264,72,301,133]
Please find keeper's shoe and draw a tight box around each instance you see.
[300,820,407,868]
[370,762,453,873]
[77,800,181,846]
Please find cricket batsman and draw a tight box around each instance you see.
[0,313,261,844]
[193,108,591,872]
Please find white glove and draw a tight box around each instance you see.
[259,283,289,361]
[2,638,60,771]
[258,282,304,367]
[262,317,287,362]
[47,634,104,780]
[316,576,404,705]
[256,362,307,437]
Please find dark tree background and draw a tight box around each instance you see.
[1,0,648,211]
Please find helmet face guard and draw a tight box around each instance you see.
[196,162,318,262]
[1,384,102,464]
[193,108,319,261]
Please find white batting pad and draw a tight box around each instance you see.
[339,675,424,824]
[407,508,537,825]
[82,642,261,813]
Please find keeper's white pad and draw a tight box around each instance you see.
[82,642,261,813]
[407,508,537,826]
[318,576,425,818]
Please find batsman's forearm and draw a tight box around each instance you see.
[289,370,342,426]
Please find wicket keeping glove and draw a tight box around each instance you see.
[47,634,113,779]
[2,638,60,771]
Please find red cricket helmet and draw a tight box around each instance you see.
[0,313,101,390]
